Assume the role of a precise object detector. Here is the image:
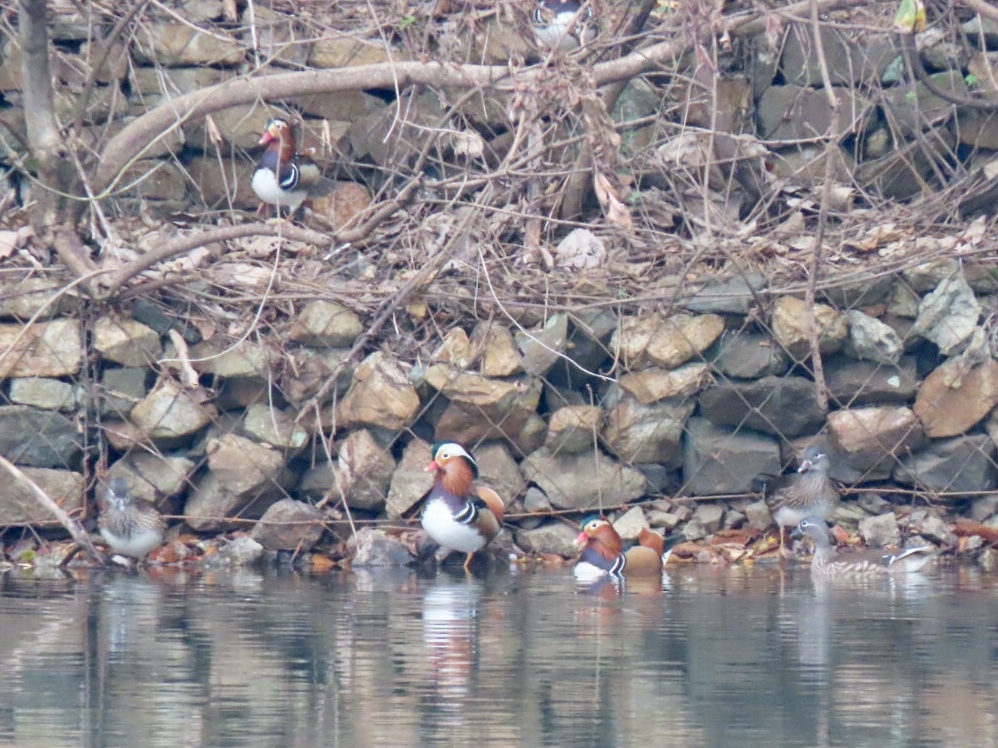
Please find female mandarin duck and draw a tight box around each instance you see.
[533,0,596,52]
[793,516,941,579]
[252,118,320,215]
[753,444,840,556]
[574,517,663,581]
[98,477,166,561]
[421,442,505,571]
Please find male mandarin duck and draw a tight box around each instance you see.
[753,444,840,556]
[793,516,941,579]
[421,442,505,571]
[573,516,663,581]
[252,118,321,215]
[533,0,596,52]
[98,477,166,560]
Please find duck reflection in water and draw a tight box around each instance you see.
[421,578,482,732]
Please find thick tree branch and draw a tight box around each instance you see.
[19,0,60,155]
[95,63,513,196]
[99,222,332,296]
[19,0,80,230]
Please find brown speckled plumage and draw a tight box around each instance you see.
[793,516,939,579]
[98,478,165,560]
[755,445,840,553]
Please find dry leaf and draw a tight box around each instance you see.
[192,318,217,342]
[213,262,275,288]
[205,114,223,146]
[451,130,485,159]
[787,235,816,251]
[656,131,712,168]
[844,222,904,253]
[593,172,632,228]
[165,329,200,388]
[554,228,607,269]
[964,215,987,245]
[310,554,336,572]
[231,235,291,257]
[159,246,212,275]
[407,301,428,320]
[0,230,17,260]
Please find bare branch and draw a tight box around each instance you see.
[99,222,333,296]
[71,0,149,137]
[0,452,105,564]
[805,0,839,415]
[95,0,862,198]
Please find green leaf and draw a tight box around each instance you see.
[893,0,926,34]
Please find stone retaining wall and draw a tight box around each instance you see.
[4,3,998,565]
[2,259,997,565]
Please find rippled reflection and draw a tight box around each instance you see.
[0,564,997,747]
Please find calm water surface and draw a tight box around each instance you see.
[1,563,997,748]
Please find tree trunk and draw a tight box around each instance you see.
[19,0,80,234]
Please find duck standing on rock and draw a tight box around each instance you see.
[573,517,663,581]
[421,442,505,571]
[753,444,840,556]
[98,478,166,562]
[793,516,941,579]
[252,118,320,215]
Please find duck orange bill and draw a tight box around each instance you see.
[425,461,440,472]
[574,532,589,547]
[258,132,276,145]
